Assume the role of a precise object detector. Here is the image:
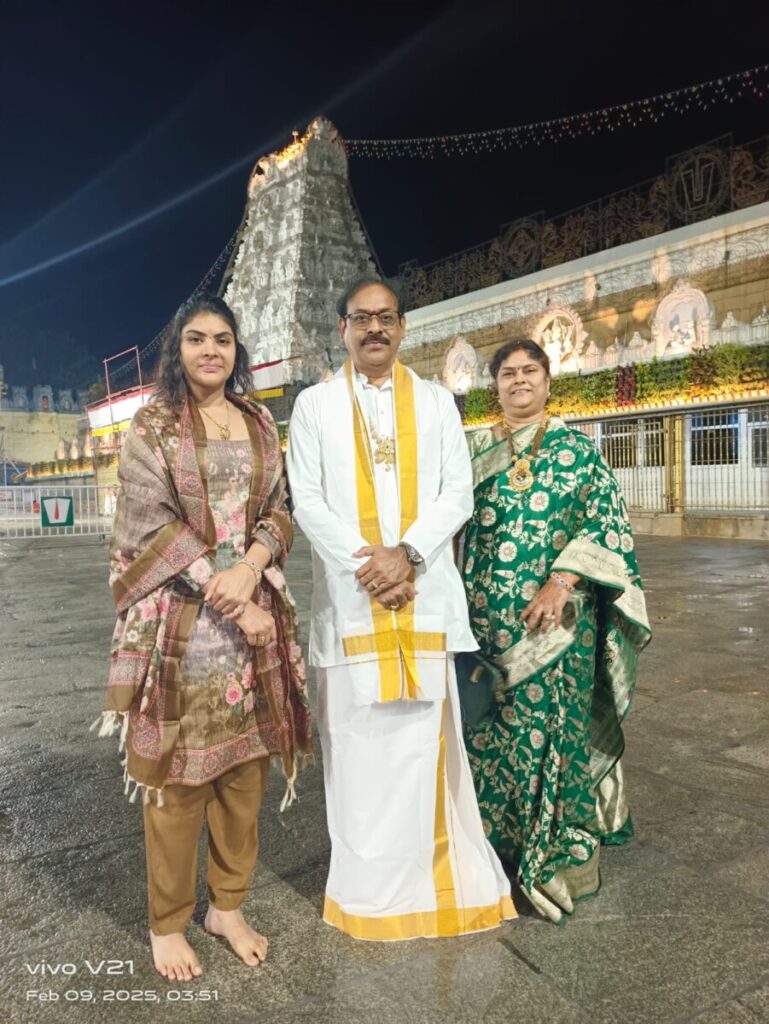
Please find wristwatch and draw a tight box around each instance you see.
[398,542,424,567]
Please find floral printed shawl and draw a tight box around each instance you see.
[95,392,312,803]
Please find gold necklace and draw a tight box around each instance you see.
[369,418,396,470]
[199,402,231,440]
[503,417,549,492]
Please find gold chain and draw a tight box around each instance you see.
[199,402,231,440]
[503,417,549,492]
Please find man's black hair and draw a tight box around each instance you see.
[335,276,406,319]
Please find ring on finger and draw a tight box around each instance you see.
[545,612,556,621]
[236,604,246,618]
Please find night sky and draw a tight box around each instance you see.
[1,0,768,385]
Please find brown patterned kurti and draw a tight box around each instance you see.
[99,394,312,800]
[166,441,280,784]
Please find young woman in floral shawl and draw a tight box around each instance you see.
[94,296,312,979]
[462,340,650,923]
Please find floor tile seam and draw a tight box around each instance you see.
[631,685,769,699]
[266,924,536,995]
[0,827,144,865]
[631,794,769,834]
[625,758,769,795]
[264,950,578,1024]
[2,610,116,619]
[600,830,702,871]
[0,702,109,719]
[699,838,769,868]
[695,862,769,905]
[0,651,109,667]
[4,578,111,586]
[38,686,109,697]
[627,711,769,735]
[687,754,769,782]
[668,969,769,1024]
[255,990,384,1024]
[6,641,113,652]
[736,972,769,1020]
[0,772,127,802]
[512,910,744,927]
[623,729,769,753]
[255,857,331,888]
[497,935,595,1022]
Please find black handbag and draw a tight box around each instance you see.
[454,650,505,728]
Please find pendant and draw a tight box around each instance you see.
[507,457,534,492]
[219,425,231,440]
[374,436,396,470]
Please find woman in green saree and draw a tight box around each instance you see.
[462,340,650,922]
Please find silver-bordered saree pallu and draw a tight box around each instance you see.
[463,417,651,921]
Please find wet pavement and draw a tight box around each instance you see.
[1,532,768,1024]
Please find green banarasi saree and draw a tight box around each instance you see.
[463,417,651,920]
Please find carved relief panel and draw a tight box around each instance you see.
[442,336,479,393]
[651,279,713,356]
[532,307,588,375]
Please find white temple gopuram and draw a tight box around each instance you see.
[222,117,377,394]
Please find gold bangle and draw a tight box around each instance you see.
[238,558,262,583]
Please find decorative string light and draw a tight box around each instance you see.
[345,63,769,159]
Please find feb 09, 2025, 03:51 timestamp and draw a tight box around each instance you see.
[26,989,220,1003]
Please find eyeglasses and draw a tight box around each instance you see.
[343,310,401,329]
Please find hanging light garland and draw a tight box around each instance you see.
[344,62,769,159]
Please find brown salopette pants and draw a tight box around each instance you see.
[143,757,270,934]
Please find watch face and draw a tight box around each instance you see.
[402,543,423,565]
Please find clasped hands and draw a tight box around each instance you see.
[354,545,416,611]
[203,562,275,646]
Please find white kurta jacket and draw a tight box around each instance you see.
[287,364,478,668]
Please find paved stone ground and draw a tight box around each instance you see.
[1,533,768,1024]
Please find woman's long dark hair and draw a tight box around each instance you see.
[155,294,253,406]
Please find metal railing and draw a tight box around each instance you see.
[2,405,767,539]
[572,402,769,514]
[0,485,116,539]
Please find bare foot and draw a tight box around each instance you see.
[149,930,203,981]
[204,906,268,966]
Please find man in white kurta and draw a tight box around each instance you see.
[287,278,515,940]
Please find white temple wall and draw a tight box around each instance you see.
[399,201,769,388]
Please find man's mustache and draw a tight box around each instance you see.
[361,335,390,345]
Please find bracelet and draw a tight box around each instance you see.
[550,571,576,593]
[238,558,263,584]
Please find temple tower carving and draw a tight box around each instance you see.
[222,117,377,385]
